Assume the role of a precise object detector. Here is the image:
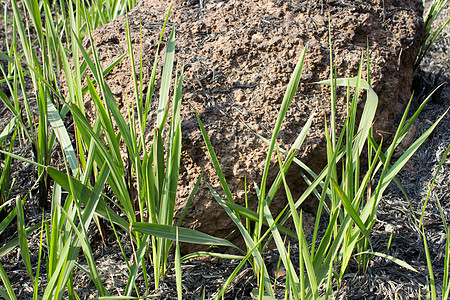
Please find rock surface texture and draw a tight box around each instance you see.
[83,0,424,245]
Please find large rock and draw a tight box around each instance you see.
[82,0,423,247]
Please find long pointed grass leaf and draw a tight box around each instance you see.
[131,223,237,248]
[16,195,34,283]
[0,262,17,300]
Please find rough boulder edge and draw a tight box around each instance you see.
[80,0,423,250]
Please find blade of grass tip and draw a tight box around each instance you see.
[370,85,442,180]
[362,102,444,227]
[125,13,142,133]
[175,227,182,300]
[259,45,307,211]
[157,27,176,130]
[355,251,418,273]
[144,5,172,123]
[378,108,449,200]
[16,195,34,284]
[329,21,337,150]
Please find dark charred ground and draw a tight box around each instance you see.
[0,1,450,299]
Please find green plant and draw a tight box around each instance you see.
[419,143,450,300]
[415,0,450,70]
[0,119,17,216]
[196,45,446,298]
[48,7,237,298]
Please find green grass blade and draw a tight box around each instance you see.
[16,195,34,283]
[205,182,274,296]
[357,251,418,273]
[378,109,448,197]
[317,77,378,158]
[0,117,17,144]
[259,46,307,209]
[175,228,182,300]
[0,224,41,258]
[47,99,79,175]
[422,226,437,300]
[131,223,237,248]
[0,262,17,300]
[195,111,234,203]
[330,179,372,245]
[176,171,203,227]
[156,28,175,129]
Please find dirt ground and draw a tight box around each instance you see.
[0,0,449,299]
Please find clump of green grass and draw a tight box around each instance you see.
[415,0,450,70]
[196,41,445,297]
[419,143,450,300]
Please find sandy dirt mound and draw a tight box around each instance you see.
[80,0,424,246]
